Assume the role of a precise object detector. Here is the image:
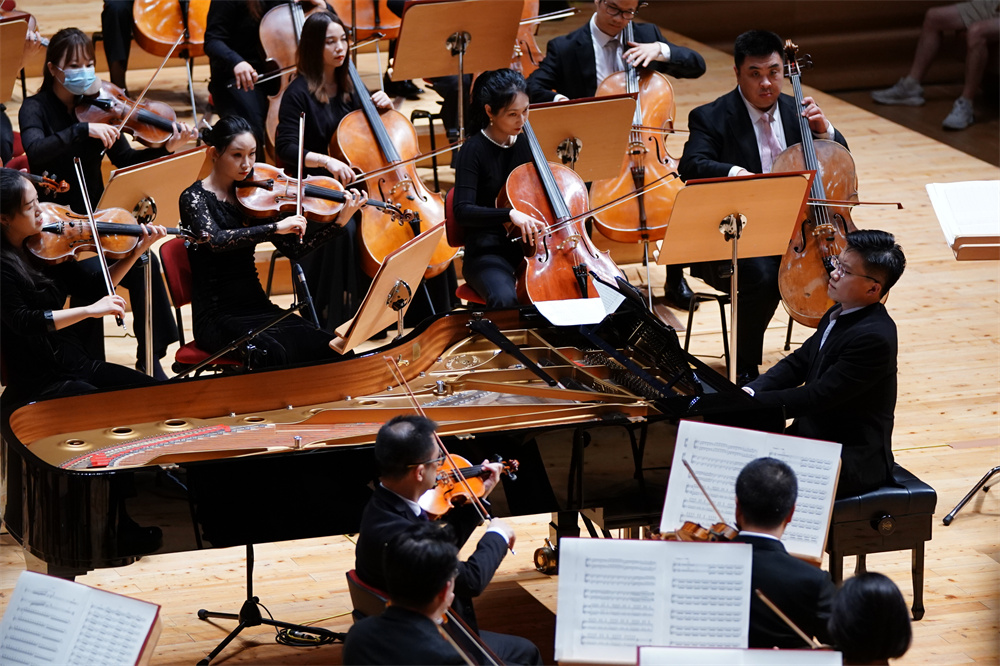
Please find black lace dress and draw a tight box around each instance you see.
[178,180,344,369]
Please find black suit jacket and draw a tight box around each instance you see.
[354,485,507,629]
[736,534,836,649]
[343,605,466,665]
[527,21,706,103]
[746,303,898,497]
[678,88,847,180]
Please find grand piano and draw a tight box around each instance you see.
[1,303,782,578]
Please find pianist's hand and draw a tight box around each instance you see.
[480,460,504,497]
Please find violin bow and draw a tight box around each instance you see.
[754,589,823,649]
[681,458,728,525]
[383,356,515,554]
[112,32,185,139]
[72,157,126,332]
[296,111,306,241]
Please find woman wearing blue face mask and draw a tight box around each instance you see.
[17,27,192,379]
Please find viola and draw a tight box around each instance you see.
[332,59,457,279]
[234,162,405,224]
[75,81,194,149]
[774,41,858,328]
[418,454,519,518]
[330,0,401,41]
[590,21,683,247]
[27,202,194,265]
[132,0,210,59]
[499,120,625,303]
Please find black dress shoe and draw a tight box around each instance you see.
[383,73,423,100]
[662,276,699,312]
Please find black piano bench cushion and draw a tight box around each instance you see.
[832,464,938,524]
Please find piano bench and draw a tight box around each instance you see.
[826,464,937,620]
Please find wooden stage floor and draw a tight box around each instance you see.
[1,4,998,665]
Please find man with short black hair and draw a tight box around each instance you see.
[734,457,836,648]
[745,230,906,497]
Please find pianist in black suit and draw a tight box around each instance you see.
[734,457,837,648]
[745,230,906,498]
[353,415,542,665]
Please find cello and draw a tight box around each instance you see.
[499,120,625,303]
[132,0,209,59]
[774,41,858,328]
[329,0,401,41]
[332,59,457,279]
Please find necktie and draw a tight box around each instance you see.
[758,112,783,173]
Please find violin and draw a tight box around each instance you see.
[132,0,210,59]
[332,58,457,279]
[27,202,194,265]
[774,41,858,328]
[419,454,519,518]
[330,0,401,41]
[590,21,682,247]
[234,162,405,224]
[499,120,625,303]
[75,81,194,149]
[647,520,738,542]
[23,172,70,194]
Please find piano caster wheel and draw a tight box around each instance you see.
[198,609,209,620]
[534,538,558,575]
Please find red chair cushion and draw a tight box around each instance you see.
[159,237,193,307]
[444,188,465,248]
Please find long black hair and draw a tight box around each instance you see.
[1,168,52,289]
[468,69,527,132]
[297,11,352,105]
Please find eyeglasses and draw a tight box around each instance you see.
[829,255,880,284]
[600,0,644,19]
[408,453,447,468]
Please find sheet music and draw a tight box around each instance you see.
[534,297,609,326]
[638,646,842,665]
[555,538,752,664]
[0,571,159,666]
[659,421,842,562]
[926,180,1000,245]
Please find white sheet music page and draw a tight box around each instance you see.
[638,645,842,665]
[0,570,160,666]
[554,538,753,664]
[926,180,1000,245]
[659,421,842,562]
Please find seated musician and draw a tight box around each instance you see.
[452,69,544,308]
[734,457,836,648]
[827,572,912,665]
[178,116,365,369]
[678,29,848,385]
[744,230,906,498]
[0,168,163,401]
[525,0,707,310]
[344,522,474,665]
[354,415,541,664]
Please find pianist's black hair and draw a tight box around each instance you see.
[375,414,440,479]
[733,30,784,69]
[845,229,906,295]
[383,522,459,609]
[828,572,912,662]
[735,457,797,529]
[469,68,527,132]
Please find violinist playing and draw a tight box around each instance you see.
[274,10,389,331]
[354,415,542,665]
[18,27,193,378]
[452,69,543,309]
[733,457,836,649]
[678,29,848,385]
[0,168,166,402]
[179,116,365,369]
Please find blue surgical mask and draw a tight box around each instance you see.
[57,65,98,95]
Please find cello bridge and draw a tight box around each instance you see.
[557,234,581,250]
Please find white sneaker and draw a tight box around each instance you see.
[871,77,925,106]
[942,97,975,130]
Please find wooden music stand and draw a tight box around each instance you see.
[0,16,29,104]
[331,223,447,354]
[527,95,636,182]
[98,146,209,375]
[657,172,813,382]
[392,0,522,139]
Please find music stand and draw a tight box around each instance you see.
[392,0,522,140]
[331,222,447,353]
[657,172,813,382]
[0,16,28,104]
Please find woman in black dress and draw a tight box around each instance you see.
[179,116,366,369]
[0,168,163,402]
[452,69,544,308]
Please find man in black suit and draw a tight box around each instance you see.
[744,230,906,498]
[678,30,848,383]
[734,457,837,648]
[353,415,541,664]
[344,523,469,664]
[527,0,706,309]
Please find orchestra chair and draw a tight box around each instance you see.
[444,188,487,306]
[345,569,388,621]
[682,287,731,376]
[158,237,243,376]
[6,131,28,171]
[826,463,937,620]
